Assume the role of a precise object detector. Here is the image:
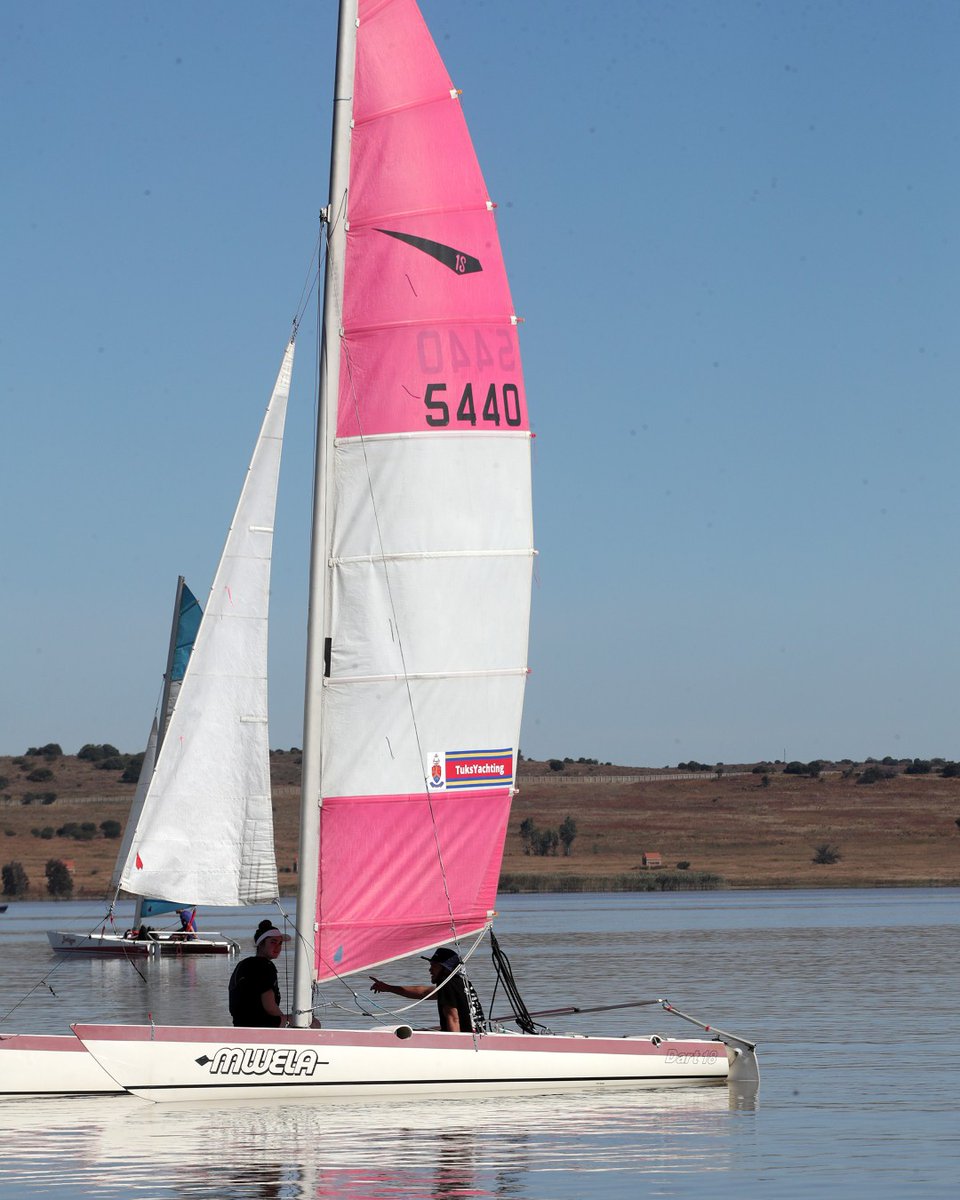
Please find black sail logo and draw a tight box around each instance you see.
[376,229,482,275]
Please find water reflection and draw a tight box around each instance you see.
[0,1087,735,1198]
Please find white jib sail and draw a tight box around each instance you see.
[109,716,158,894]
[119,340,294,905]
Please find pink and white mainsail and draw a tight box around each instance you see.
[308,0,533,982]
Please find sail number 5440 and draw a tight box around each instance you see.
[424,382,523,428]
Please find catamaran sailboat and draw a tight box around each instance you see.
[71,0,758,1101]
[46,580,239,958]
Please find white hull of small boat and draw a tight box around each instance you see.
[46,930,238,956]
[0,1033,124,1096]
[74,1024,732,1103]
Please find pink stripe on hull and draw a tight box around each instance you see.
[0,1033,86,1052]
[73,1023,724,1061]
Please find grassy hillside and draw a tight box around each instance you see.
[1,751,958,898]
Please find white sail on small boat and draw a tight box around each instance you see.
[73,0,758,1101]
[46,579,239,957]
[0,340,293,1096]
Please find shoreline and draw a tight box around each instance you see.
[3,753,959,898]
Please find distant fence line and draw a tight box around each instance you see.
[2,772,763,809]
[519,772,728,785]
[0,794,130,808]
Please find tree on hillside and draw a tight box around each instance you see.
[559,816,578,856]
[45,859,74,898]
[2,861,29,897]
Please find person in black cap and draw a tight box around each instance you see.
[369,946,475,1032]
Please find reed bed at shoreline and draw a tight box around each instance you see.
[498,871,723,893]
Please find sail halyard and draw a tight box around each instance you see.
[301,0,534,999]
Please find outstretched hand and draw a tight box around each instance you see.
[369,976,389,994]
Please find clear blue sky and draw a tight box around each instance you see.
[3,0,958,767]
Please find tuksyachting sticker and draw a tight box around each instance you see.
[426,749,514,791]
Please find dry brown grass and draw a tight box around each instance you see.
[2,753,958,897]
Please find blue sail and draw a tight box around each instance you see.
[137,581,203,922]
[171,583,201,682]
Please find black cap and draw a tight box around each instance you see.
[421,946,461,970]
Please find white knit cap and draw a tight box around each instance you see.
[255,926,291,947]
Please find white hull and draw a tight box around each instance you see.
[74,1023,732,1103]
[46,929,238,956]
[0,1034,124,1096]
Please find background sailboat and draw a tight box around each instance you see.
[0,339,293,1095]
[75,0,756,1100]
[45,579,238,955]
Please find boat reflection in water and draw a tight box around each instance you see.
[0,1085,754,1197]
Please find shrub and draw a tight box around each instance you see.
[942,763,960,778]
[26,767,54,783]
[56,821,96,841]
[2,861,29,897]
[812,843,841,864]
[78,743,120,762]
[99,819,122,839]
[518,817,561,856]
[26,744,62,759]
[45,858,73,897]
[121,753,146,783]
[857,766,894,785]
[676,861,690,870]
[96,756,128,771]
[0,776,9,790]
[21,791,57,805]
[904,759,932,775]
[784,760,822,778]
[547,759,564,772]
[558,815,578,856]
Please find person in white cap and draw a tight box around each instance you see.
[369,946,475,1032]
[228,918,292,1027]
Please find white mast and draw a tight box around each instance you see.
[292,0,358,1028]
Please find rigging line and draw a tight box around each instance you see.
[294,225,324,330]
[270,897,322,1022]
[325,925,490,1024]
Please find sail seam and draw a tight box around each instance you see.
[332,549,534,566]
[336,430,531,445]
[353,90,459,132]
[348,203,492,230]
[345,315,515,336]
[324,668,528,686]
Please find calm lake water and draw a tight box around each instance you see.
[0,888,957,1199]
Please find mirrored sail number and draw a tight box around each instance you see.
[424,381,523,428]
[418,329,516,374]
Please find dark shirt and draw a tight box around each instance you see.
[228,955,281,1027]
[436,972,474,1032]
